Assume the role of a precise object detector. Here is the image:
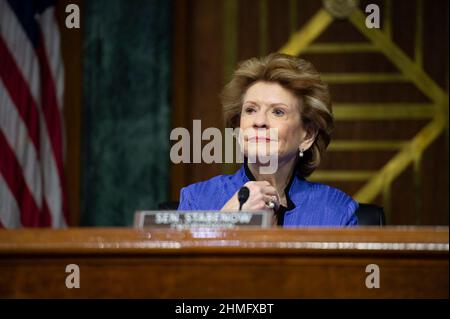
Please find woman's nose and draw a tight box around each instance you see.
[252,111,268,128]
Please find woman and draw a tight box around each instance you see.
[178,53,358,226]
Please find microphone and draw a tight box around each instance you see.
[238,186,250,211]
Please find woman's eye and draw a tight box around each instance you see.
[273,109,285,116]
[244,107,255,114]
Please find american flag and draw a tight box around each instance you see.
[0,0,67,228]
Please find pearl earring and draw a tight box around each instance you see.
[299,148,304,157]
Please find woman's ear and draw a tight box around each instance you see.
[299,129,317,151]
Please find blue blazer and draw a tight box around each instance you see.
[178,165,358,226]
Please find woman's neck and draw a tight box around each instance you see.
[247,155,297,197]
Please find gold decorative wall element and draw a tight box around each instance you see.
[278,0,448,223]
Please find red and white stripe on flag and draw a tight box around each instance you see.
[0,0,68,228]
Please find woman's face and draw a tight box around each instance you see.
[239,81,310,164]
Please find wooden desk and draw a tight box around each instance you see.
[0,227,448,298]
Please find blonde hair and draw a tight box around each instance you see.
[221,53,333,177]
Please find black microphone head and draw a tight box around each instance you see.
[238,186,250,204]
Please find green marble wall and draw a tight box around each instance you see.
[81,0,171,226]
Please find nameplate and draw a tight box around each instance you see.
[134,210,272,229]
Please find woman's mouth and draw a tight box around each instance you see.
[247,137,272,142]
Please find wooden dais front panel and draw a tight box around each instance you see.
[0,227,447,298]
